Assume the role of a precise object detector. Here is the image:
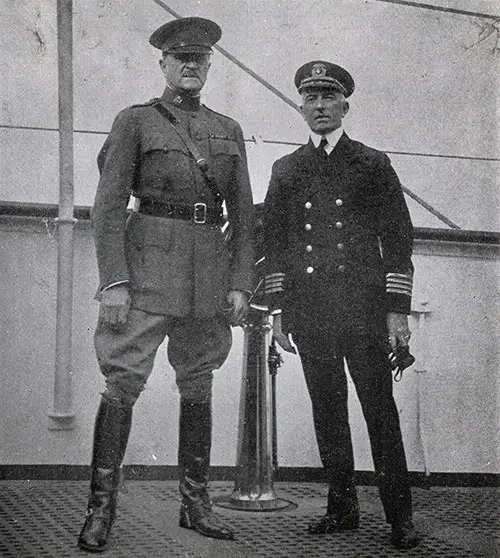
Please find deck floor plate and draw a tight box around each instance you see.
[0,481,498,557]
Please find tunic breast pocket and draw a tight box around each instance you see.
[208,137,241,191]
[139,138,191,192]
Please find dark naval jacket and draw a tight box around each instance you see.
[263,132,413,335]
[92,88,254,317]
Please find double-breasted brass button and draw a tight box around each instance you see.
[306,266,314,274]
[335,221,343,229]
[305,201,312,209]
[306,245,313,252]
[336,199,343,207]
[305,223,312,231]
[337,243,344,250]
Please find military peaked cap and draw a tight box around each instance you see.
[149,17,221,54]
[295,60,355,97]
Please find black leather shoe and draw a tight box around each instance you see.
[391,519,419,549]
[179,499,234,540]
[308,510,360,534]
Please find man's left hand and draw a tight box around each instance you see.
[226,290,249,326]
[387,312,411,350]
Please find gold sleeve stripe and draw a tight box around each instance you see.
[386,272,413,296]
[264,273,285,294]
[265,286,284,294]
[265,280,284,287]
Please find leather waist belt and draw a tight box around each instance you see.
[139,199,223,225]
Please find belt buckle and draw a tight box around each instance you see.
[193,202,207,224]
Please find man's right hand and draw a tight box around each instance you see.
[99,285,131,326]
[272,313,296,354]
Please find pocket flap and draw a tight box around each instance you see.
[209,137,240,157]
[127,213,173,250]
[142,134,188,156]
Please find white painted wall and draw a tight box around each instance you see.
[0,1,499,473]
[0,221,498,473]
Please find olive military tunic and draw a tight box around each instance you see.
[93,88,254,317]
[91,88,254,402]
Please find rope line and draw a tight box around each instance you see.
[401,186,460,229]
[373,0,500,20]
[2,123,499,163]
[0,125,462,229]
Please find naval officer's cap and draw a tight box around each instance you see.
[149,16,222,54]
[295,61,355,97]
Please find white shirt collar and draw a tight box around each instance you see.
[310,126,344,153]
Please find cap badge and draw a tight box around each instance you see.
[311,63,327,77]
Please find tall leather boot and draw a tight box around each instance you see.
[78,397,132,552]
[177,397,234,540]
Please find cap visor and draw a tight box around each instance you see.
[299,79,346,94]
[163,45,213,54]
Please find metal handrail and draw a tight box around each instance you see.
[1,201,499,244]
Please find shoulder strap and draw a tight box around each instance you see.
[129,97,161,109]
[152,102,222,205]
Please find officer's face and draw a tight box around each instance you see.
[301,89,349,135]
[160,52,211,93]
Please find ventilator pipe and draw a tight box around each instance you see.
[48,0,76,430]
[214,305,295,512]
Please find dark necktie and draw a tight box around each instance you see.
[318,137,328,155]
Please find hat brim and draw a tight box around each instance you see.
[162,44,213,54]
[149,17,221,51]
[298,78,348,96]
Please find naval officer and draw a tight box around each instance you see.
[263,60,419,550]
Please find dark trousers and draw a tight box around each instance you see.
[293,328,412,524]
